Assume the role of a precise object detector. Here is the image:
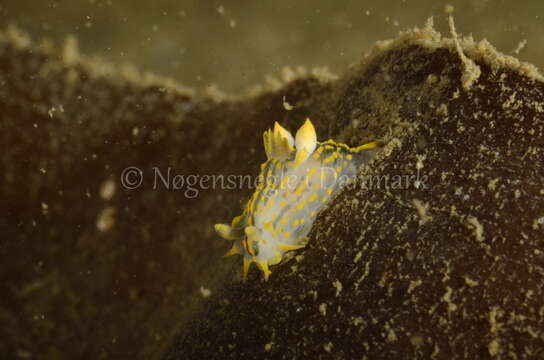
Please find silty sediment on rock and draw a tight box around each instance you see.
[164,23,544,360]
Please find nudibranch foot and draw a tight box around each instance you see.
[215,118,383,281]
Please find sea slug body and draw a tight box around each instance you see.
[215,118,382,280]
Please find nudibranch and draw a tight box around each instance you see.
[215,118,382,280]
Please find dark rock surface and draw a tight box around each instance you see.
[164,27,544,359]
[1,23,543,359]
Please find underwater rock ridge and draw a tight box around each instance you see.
[0,22,543,360]
[164,25,544,360]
